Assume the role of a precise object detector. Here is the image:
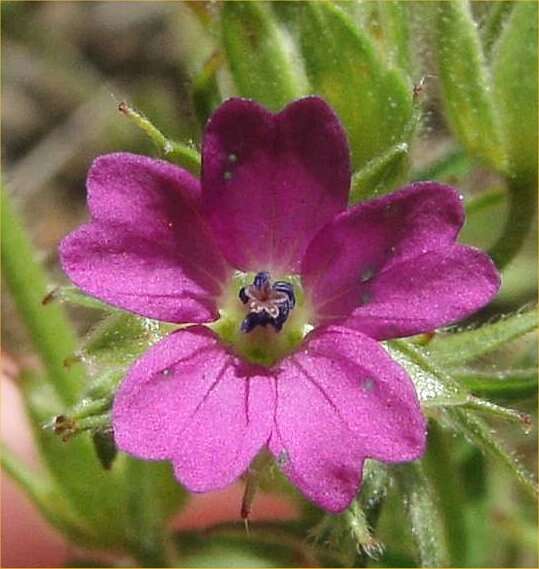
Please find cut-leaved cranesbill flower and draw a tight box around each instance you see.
[60,96,500,513]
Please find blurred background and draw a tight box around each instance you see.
[1,1,537,567]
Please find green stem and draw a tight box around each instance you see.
[489,175,537,270]
[1,188,83,404]
[118,102,201,175]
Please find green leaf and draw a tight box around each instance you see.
[395,462,450,567]
[349,142,409,203]
[435,0,505,169]
[488,2,538,269]
[298,1,414,170]
[480,1,514,59]
[464,187,506,218]
[422,423,468,567]
[121,459,187,567]
[453,368,538,401]
[377,0,412,73]
[411,147,471,183]
[222,1,305,111]
[443,407,538,499]
[386,340,469,407]
[425,307,537,367]
[119,102,201,175]
[492,1,538,180]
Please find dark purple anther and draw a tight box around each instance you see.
[239,272,295,333]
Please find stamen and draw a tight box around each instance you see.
[239,272,296,333]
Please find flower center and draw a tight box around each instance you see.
[211,270,312,367]
[238,272,295,333]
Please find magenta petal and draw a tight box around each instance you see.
[60,153,230,323]
[202,97,351,273]
[113,327,274,492]
[270,325,425,512]
[302,182,500,339]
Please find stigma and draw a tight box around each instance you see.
[238,272,296,333]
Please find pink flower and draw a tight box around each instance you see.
[60,97,500,513]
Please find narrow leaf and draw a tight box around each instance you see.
[298,1,414,170]
[426,307,537,366]
[222,1,304,111]
[377,0,412,73]
[395,462,450,567]
[422,423,468,567]
[435,0,505,169]
[481,1,514,59]
[443,407,538,499]
[492,1,538,180]
[453,368,537,401]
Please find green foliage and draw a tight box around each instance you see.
[222,1,305,110]
[492,1,538,181]
[425,307,537,366]
[435,0,505,170]
[297,1,414,171]
[2,2,537,567]
[395,462,449,567]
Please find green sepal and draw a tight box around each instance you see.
[442,407,538,499]
[310,500,383,566]
[43,285,114,311]
[435,0,505,170]
[386,339,469,407]
[394,461,450,567]
[222,1,305,111]
[350,142,409,203]
[425,307,537,367]
[297,1,414,171]
[79,312,174,376]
